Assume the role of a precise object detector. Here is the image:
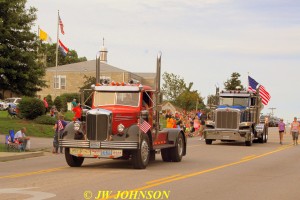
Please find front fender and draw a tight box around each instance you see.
[62,121,85,140]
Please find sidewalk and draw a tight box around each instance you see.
[0,135,53,162]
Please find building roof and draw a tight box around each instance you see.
[46,60,129,73]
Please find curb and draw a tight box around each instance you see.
[0,151,44,162]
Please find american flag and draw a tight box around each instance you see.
[248,76,259,92]
[259,85,271,105]
[248,76,271,105]
[58,120,64,131]
[58,14,65,35]
[138,119,151,133]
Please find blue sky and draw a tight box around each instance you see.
[26,0,300,122]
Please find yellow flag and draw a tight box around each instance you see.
[39,28,48,41]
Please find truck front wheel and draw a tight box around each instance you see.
[65,148,84,167]
[205,139,213,145]
[132,134,150,169]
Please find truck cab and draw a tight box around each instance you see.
[204,90,268,146]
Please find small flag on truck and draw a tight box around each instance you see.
[138,119,151,133]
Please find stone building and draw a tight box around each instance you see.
[37,60,156,99]
[37,42,156,98]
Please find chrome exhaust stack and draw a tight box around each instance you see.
[155,52,162,132]
[96,51,101,84]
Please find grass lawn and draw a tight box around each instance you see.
[0,110,74,139]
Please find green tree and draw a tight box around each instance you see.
[224,72,244,90]
[161,72,186,102]
[176,90,204,111]
[0,0,47,96]
[38,43,87,68]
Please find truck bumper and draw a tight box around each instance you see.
[59,139,139,149]
[204,129,251,141]
[59,139,139,158]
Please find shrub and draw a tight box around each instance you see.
[34,115,57,125]
[53,96,63,112]
[18,97,45,120]
[46,94,53,108]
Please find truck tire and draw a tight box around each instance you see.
[258,134,264,143]
[132,134,150,169]
[169,133,185,162]
[245,140,252,146]
[205,139,213,145]
[65,148,84,167]
[161,148,171,162]
[264,131,268,143]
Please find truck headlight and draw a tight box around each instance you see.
[74,122,81,131]
[117,124,125,133]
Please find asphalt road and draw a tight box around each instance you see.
[1,127,299,200]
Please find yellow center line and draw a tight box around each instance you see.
[242,155,256,160]
[100,144,293,200]
[146,174,181,185]
[0,166,67,179]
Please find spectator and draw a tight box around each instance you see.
[290,117,299,145]
[199,110,208,140]
[50,105,57,118]
[53,115,67,153]
[278,118,286,145]
[8,104,16,116]
[72,103,82,121]
[71,98,77,109]
[14,127,30,150]
[193,115,200,137]
[43,97,48,114]
[166,114,174,128]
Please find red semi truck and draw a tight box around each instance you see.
[60,53,186,169]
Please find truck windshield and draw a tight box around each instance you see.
[94,91,140,107]
[219,97,249,107]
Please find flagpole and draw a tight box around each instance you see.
[55,10,60,97]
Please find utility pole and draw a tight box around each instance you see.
[269,107,276,116]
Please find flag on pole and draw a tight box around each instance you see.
[248,76,271,105]
[248,76,259,92]
[138,119,151,133]
[58,39,69,56]
[58,14,65,35]
[39,28,52,43]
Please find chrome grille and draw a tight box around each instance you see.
[215,109,239,129]
[86,113,110,141]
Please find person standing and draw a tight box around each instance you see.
[71,98,77,109]
[290,117,300,145]
[72,103,82,121]
[199,110,207,140]
[53,115,67,153]
[278,119,286,144]
[43,97,48,115]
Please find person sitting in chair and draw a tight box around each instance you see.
[8,104,17,117]
[14,127,30,150]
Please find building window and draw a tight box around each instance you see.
[54,75,66,89]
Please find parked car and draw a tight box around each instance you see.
[0,97,22,110]
[0,100,6,111]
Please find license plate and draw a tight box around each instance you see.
[223,136,230,139]
[71,148,122,158]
